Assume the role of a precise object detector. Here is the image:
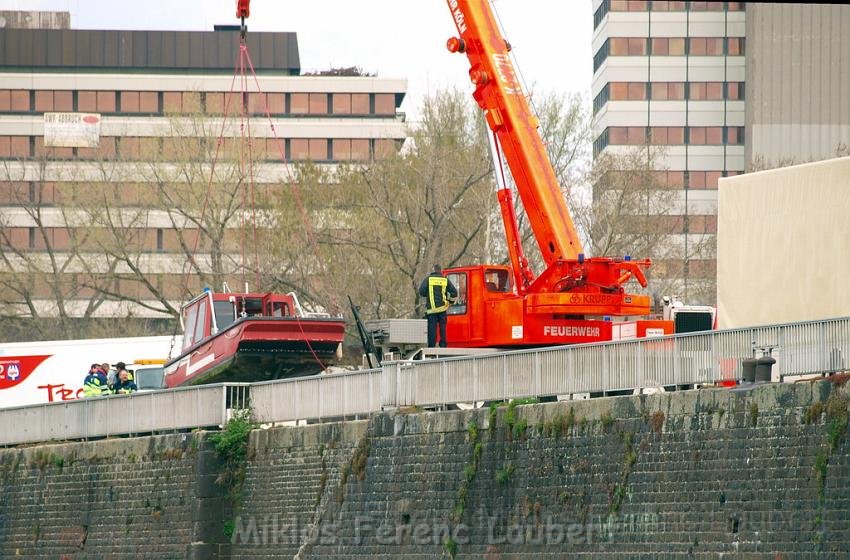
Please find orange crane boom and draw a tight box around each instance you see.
[446,0,582,265]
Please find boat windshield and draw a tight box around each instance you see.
[214,300,236,330]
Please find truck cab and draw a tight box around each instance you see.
[446,265,524,346]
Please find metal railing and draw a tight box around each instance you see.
[0,383,247,446]
[2,317,849,445]
[251,368,382,423]
[250,316,850,416]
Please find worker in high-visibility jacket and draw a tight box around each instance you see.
[82,363,109,397]
[418,264,458,348]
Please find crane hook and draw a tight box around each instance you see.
[237,0,250,40]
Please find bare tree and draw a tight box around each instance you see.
[265,89,495,319]
[0,157,125,339]
[79,109,267,319]
[750,141,850,172]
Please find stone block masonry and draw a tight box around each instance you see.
[232,381,850,559]
[2,380,850,558]
[0,432,233,559]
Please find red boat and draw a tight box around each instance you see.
[163,289,346,387]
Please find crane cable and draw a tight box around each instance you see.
[230,8,336,370]
[175,6,331,371]
[237,43,336,370]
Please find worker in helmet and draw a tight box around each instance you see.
[419,264,458,348]
[82,363,109,397]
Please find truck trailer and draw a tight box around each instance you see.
[0,335,178,408]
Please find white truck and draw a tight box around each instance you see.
[0,335,180,408]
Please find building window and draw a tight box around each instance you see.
[594,81,742,102]
[593,84,610,113]
[689,1,725,10]
[34,91,73,113]
[593,129,609,157]
[156,228,164,253]
[651,38,686,56]
[593,1,608,28]
[610,37,648,56]
[726,82,745,100]
[689,37,725,56]
[650,127,669,144]
[351,139,370,161]
[608,127,648,145]
[727,37,746,55]
[374,94,396,115]
[593,40,610,72]
[290,93,309,114]
[650,1,687,10]
[352,93,370,115]
[332,94,352,115]
[0,90,31,112]
[650,82,686,100]
[662,127,685,144]
[610,82,648,101]
[97,91,117,113]
[705,82,724,100]
[687,127,724,145]
[611,0,649,10]
[726,126,745,145]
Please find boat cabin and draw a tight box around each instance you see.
[179,291,297,353]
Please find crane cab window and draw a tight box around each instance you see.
[446,272,467,315]
[484,269,511,293]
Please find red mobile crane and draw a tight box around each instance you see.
[440,0,672,346]
[228,0,670,353]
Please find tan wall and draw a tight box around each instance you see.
[717,156,850,328]
[745,4,850,166]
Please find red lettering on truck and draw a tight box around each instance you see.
[38,383,84,403]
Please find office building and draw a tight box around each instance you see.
[591,1,849,304]
[0,13,407,325]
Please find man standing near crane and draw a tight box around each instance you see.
[419,264,458,348]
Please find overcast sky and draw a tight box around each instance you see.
[0,0,592,119]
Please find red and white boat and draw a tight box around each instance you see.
[164,289,346,387]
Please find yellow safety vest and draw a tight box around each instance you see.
[83,375,108,397]
[427,276,450,314]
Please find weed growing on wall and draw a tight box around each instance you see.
[209,408,257,536]
[609,431,637,515]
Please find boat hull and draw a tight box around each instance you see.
[164,316,345,387]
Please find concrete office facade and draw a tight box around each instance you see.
[592,2,850,305]
[0,17,407,322]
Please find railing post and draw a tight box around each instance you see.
[343,375,349,420]
[442,360,448,408]
[221,385,228,426]
[502,354,507,400]
[533,350,541,397]
[473,357,479,403]
[381,362,397,410]
[636,340,643,391]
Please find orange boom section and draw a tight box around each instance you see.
[446,0,581,265]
